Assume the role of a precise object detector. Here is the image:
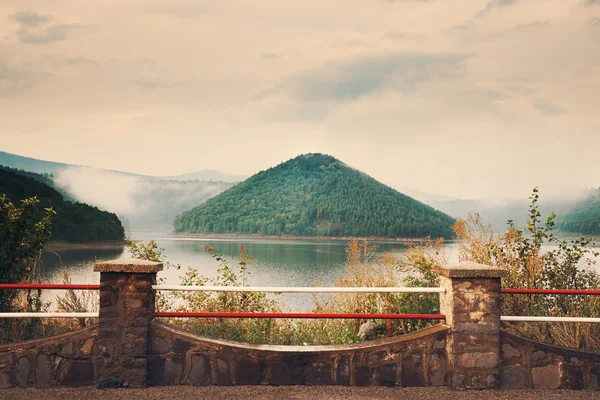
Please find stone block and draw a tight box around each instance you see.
[500,343,521,360]
[305,364,332,386]
[122,357,147,370]
[434,262,506,278]
[216,359,231,386]
[532,364,560,388]
[0,353,13,368]
[81,338,95,356]
[173,339,192,353]
[270,355,308,385]
[451,373,465,389]
[452,333,499,353]
[122,340,148,357]
[235,358,264,385]
[433,340,445,349]
[565,367,584,390]
[17,357,30,387]
[501,364,527,389]
[0,371,11,389]
[97,376,124,389]
[590,371,599,390]
[367,351,387,363]
[94,258,163,273]
[453,322,499,334]
[151,337,170,354]
[35,354,52,388]
[147,358,165,386]
[465,370,499,389]
[164,358,182,385]
[376,364,397,387]
[189,354,211,386]
[531,350,547,361]
[353,365,371,386]
[428,353,446,386]
[336,356,350,386]
[401,353,425,387]
[57,360,94,387]
[455,352,498,369]
[59,342,75,357]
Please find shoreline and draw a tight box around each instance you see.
[44,240,129,251]
[167,232,449,244]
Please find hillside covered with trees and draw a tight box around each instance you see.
[174,154,455,238]
[558,188,600,235]
[0,166,124,242]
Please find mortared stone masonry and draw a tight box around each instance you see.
[94,258,162,388]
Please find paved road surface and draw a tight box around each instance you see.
[0,387,598,399]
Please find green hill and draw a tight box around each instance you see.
[0,166,125,243]
[558,188,600,235]
[174,154,455,238]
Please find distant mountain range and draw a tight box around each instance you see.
[175,153,456,238]
[2,150,596,235]
[0,151,247,183]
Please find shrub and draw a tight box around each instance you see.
[132,238,444,345]
[455,188,600,349]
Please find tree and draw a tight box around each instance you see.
[0,195,54,312]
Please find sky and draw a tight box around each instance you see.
[1,0,599,201]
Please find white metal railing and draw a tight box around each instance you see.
[151,285,445,293]
[0,312,98,318]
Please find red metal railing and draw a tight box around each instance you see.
[502,288,600,295]
[0,284,100,290]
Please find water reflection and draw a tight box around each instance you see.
[37,233,600,311]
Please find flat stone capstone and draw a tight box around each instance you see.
[93,258,163,273]
[434,261,506,278]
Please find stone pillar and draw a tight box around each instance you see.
[94,258,163,388]
[434,262,506,389]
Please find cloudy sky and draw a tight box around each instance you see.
[1,0,599,200]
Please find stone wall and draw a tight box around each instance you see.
[500,331,600,390]
[0,326,98,388]
[0,258,599,390]
[148,321,449,387]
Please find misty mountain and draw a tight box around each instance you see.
[557,188,600,235]
[0,151,242,232]
[0,166,124,243]
[404,186,580,233]
[52,167,235,232]
[175,153,456,238]
[0,151,246,183]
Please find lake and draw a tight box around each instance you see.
[40,232,599,311]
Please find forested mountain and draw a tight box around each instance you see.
[174,154,455,238]
[558,188,600,235]
[0,166,124,242]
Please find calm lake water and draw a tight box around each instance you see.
[41,232,450,310]
[39,232,599,311]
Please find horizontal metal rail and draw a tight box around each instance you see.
[0,312,99,318]
[502,316,600,323]
[152,285,445,293]
[0,284,100,290]
[502,288,600,295]
[153,312,446,319]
